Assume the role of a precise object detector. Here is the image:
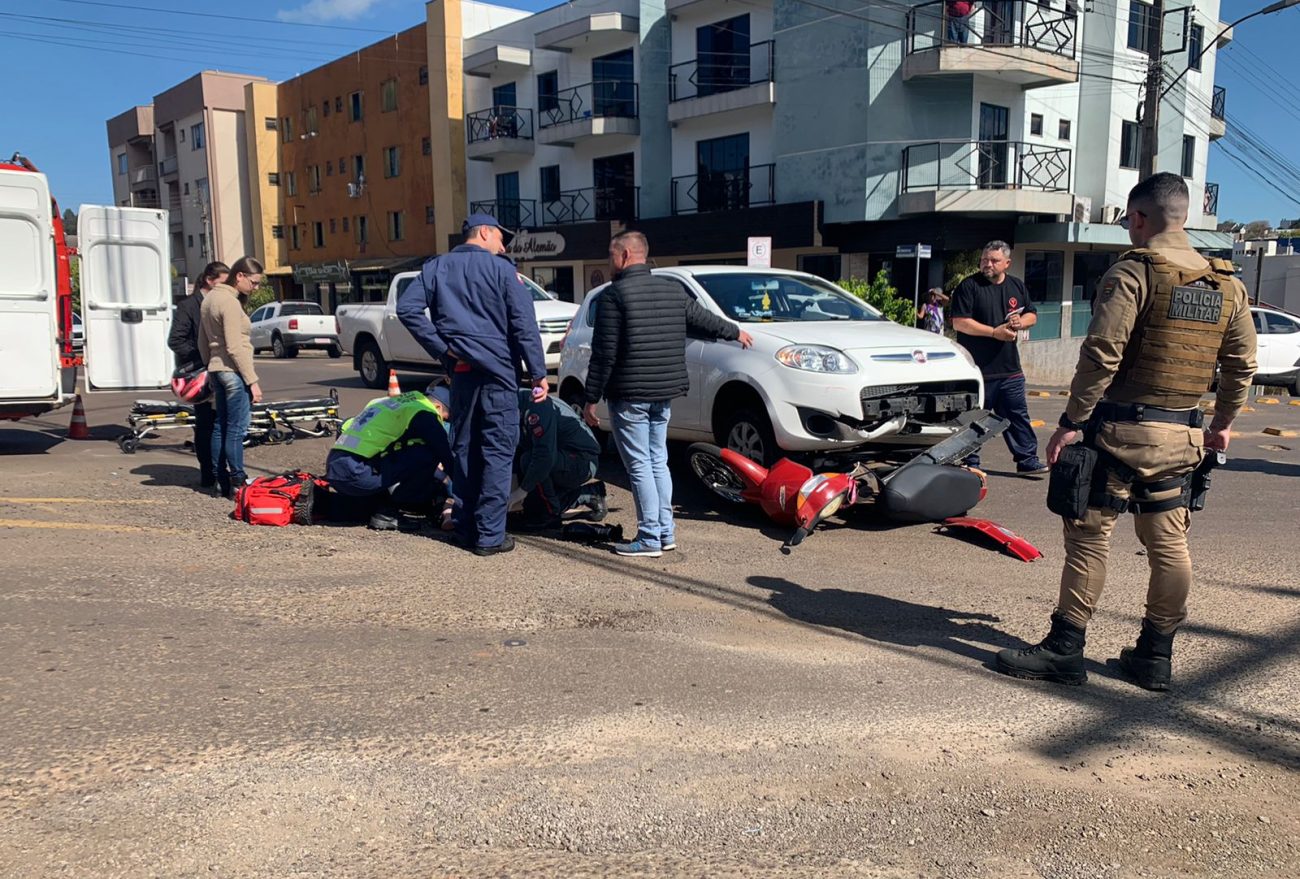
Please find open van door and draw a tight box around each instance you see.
[79,205,173,392]
[0,167,59,405]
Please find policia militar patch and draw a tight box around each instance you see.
[1168,286,1224,323]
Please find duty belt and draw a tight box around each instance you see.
[1094,401,1203,428]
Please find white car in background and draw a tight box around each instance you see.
[337,270,578,388]
[558,267,985,465]
[1250,306,1300,395]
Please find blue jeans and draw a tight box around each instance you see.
[450,371,518,548]
[609,399,673,549]
[947,15,970,44]
[967,374,1041,469]
[210,370,251,489]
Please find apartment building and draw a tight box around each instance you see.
[461,0,1231,323]
[256,0,530,308]
[107,105,158,211]
[107,72,269,298]
[461,0,830,301]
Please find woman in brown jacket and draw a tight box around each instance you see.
[198,256,265,497]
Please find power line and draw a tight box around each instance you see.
[46,0,393,33]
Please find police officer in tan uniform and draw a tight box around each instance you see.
[997,173,1257,690]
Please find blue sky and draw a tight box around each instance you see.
[0,0,1296,224]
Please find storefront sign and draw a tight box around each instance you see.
[293,261,350,283]
[507,231,566,260]
[747,236,772,268]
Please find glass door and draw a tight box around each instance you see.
[495,171,521,228]
[696,133,750,211]
[593,153,635,220]
[592,49,635,117]
[978,103,1010,189]
[697,15,750,97]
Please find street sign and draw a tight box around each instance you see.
[895,244,932,259]
[747,236,772,268]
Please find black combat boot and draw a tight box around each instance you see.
[578,481,608,522]
[1119,619,1175,691]
[996,614,1088,685]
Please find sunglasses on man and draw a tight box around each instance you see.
[1118,209,1146,231]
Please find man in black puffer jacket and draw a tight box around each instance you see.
[582,231,752,557]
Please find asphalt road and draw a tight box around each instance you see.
[1,354,1298,879]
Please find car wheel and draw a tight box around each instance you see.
[327,345,342,359]
[721,407,778,467]
[1290,377,1300,398]
[358,340,389,389]
[271,335,287,358]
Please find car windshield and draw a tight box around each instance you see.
[280,302,323,316]
[691,273,883,323]
[519,274,554,302]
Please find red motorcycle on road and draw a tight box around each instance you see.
[688,412,1009,549]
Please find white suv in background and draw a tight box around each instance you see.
[558,267,985,464]
[1251,307,1300,395]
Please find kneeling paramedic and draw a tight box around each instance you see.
[510,389,606,530]
[325,387,455,531]
[997,173,1257,691]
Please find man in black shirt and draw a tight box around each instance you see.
[950,241,1048,475]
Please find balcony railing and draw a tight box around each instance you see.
[470,199,536,230]
[901,140,1071,193]
[671,164,775,215]
[158,155,178,177]
[1211,86,1226,121]
[905,0,1077,59]
[130,166,157,186]
[541,186,640,225]
[467,106,535,144]
[1204,182,1219,216]
[538,81,639,128]
[669,41,775,102]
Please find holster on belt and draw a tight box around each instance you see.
[1047,443,1099,520]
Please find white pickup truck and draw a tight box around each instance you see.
[249,300,341,359]
[337,270,579,389]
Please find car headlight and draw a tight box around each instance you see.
[775,345,858,374]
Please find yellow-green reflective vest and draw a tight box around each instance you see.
[332,391,439,459]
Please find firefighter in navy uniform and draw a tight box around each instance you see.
[997,173,1257,690]
[510,389,607,531]
[396,212,548,556]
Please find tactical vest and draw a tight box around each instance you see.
[332,391,440,459]
[1111,249,1240,401]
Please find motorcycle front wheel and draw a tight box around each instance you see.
[687,443,749,505]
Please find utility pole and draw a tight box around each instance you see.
[1138,0,1165,179]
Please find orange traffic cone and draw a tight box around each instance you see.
[387,370,401,397]
[68,394,90,440]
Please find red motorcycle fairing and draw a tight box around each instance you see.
[717,448,816,526]
[939,517,1044,562]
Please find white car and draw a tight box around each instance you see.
[1251,307,1300,395]
[558,267,985,464]
[337,271,578,388]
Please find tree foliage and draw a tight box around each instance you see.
[243,282,276,314]
[839,271,915,325]
[69,255,81,314]
[943,249,981,293]
[1242,220,1272,239]
[61,208,77,235]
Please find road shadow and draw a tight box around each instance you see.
[749,575,1015,665]
[1224,457,1300,478]
[0,428,64,455]
[131,463,208,491]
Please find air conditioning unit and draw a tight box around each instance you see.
[347,183,362,198]
[1072,196,1093,224]
[1100,204,1124,225]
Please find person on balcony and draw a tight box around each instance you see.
[946,0,975,44]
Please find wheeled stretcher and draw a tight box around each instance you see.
[118,390,343,454]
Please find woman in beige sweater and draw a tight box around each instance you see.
[198,256,265,497]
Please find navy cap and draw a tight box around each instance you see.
[425,382,451,412]
[462,212,515,245]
